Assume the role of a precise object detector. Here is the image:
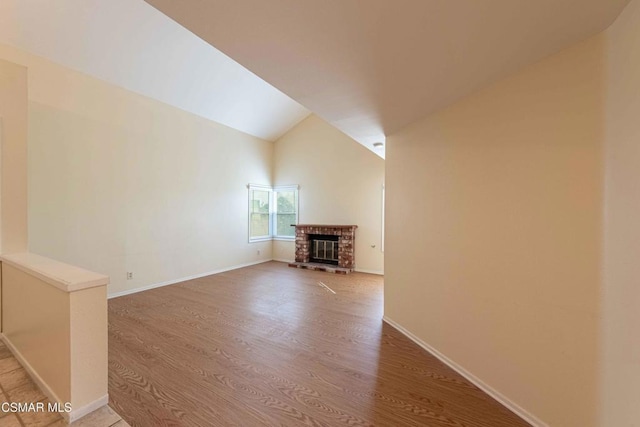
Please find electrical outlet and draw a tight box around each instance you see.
[257,249,261,255]
[127,272,133,280]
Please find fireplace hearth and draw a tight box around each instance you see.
[289,224,357,274]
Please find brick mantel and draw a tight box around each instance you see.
[290,224,357,274]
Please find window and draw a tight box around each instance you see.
[248,184,299,242]
[248,185,271,241]
[273,186,299,239]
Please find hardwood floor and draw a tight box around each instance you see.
[108,262,530,427]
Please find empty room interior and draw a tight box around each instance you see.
[0,0,639,426]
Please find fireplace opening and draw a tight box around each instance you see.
[309,234,339,266]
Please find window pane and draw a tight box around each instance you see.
[275,190,297,237]
[250,189,270,238]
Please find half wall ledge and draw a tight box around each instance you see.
[0,252,109,422]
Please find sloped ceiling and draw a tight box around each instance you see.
[145,0,630,157]
[0,0,310,141]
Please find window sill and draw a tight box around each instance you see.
[249,236,296,243]
[249,237,272,243]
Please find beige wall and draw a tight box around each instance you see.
[602,0,640,424]
[273,115,385,274]
[2,263,71,402]
[385,36,605,426]
[0,44,274,296]
[0,58,28,254]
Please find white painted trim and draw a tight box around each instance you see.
[68,394,109,423]
[382,316,548,427]
[108,259,271,299]
[0,333,66,418]
[272,258,293,263]
[354,268,384,275]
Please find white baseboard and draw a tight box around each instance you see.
[108,259,272,299]
[68,394,109,423]
[272,258,293,263]
[382,316,548,427]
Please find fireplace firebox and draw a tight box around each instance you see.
[309,235,339,265]
[289,224,357,274]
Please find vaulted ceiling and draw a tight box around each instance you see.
[0,1,631,158]
[145,0,630,157]
[0,0,309,141]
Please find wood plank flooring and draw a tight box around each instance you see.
[108,261,530,427]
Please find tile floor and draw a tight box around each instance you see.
[0,340,129,426]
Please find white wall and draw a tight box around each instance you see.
[273,115,385,274]
[602,0,640,424]
[0,43,274,296]
[385,36,605,426]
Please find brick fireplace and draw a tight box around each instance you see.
[289,224,357,274]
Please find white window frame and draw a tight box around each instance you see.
[248,184,273,242]
[247,184,299,243]
[273,185,299,241]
